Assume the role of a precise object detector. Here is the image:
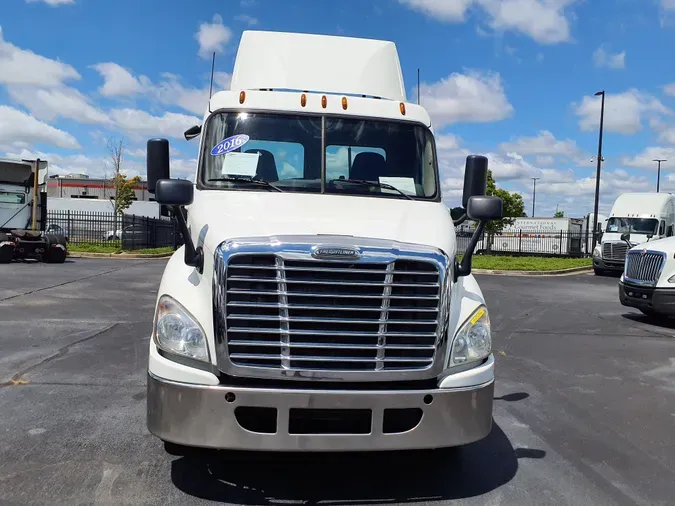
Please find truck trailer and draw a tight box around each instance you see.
[145,30,504,454]
[0,157,67,263]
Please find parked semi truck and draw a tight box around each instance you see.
[619,235,675,317]
[145,30,503,454]
[593,192,675,276]
[0,157,67,263]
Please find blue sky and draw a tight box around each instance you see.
[2,0,675,217]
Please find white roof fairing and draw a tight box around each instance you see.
[230,31,407,102]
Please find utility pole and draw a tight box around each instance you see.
[531,177,540,217]
[653,158,666,192]
[417,68,420,105]
[591,90,605,253]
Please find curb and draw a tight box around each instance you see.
[67,252,173,259]
[473,266,593,276]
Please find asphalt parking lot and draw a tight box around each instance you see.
[1,259,674,505]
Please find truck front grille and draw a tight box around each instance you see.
[212,238,450,381]
[624,250,666,286]
[603,241,628,262]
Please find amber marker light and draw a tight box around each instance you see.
[342,97,348,110]
[400,102,406,115]
[301,93,307,107]
[321,95,327,108]
[239,91,246,104]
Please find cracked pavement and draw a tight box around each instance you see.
[0,259,674,505]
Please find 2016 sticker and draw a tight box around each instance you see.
[210,134,250,156]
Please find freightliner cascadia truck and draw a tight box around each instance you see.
[145,31,503,454]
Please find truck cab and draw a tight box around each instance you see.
[145,30,503,453]
[594,192,675,276]
[619,236,675,317]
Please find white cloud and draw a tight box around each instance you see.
[592,46,626,70]
[7,86,111,125]
[621,146,675,170]
[435,134,462,151]
[663,0,675,10]
[25,0,75,5]
[0,106,80,150]
[196,14,233,59]
[91,62,150,97]
[499,130,580,157]
[0,27,79,87]
[417,70,513,128]
[535,155,556,167]
[573,90,672,135]
[400,0,578,44]
[477,0,577,45]
[235,14,259,26]
[155,72,231,116]
[664,83,675,97]
[109,109,202,140]
[398,0,474,21]
[5,148,101,177]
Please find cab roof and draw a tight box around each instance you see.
[230,30,407,102]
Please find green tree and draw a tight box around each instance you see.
[554,210,564,218]
[484,169,526,235]
[113,173,142,215]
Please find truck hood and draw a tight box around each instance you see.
[187,191,456,256]
[628,235,675,252]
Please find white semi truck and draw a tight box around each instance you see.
[145,30,503,454]
[0,157,67,263]
[593,192,675,276]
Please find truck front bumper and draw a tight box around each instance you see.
[594,256,624,272]
[619,281,675,316]
[147,371,494,452]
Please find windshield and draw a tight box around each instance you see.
[198,111,439,200]
[606,217,659,235]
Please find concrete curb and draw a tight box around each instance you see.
[473,266,593,276]
[67,251,173,259]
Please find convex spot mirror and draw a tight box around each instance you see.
[620,232,631,243]
[467,196,503,221]
[155,179,194,207]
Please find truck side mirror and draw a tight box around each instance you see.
[467,195,503,221]
[147,138,170,194]
[620,232,631,243]
[462,155,488,208]
[154,178,202,272]
[184,125,202,141]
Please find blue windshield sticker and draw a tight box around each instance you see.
[211,134,250,156]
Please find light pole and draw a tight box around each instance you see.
[653,158,666,192]
[591,90,605,253]
[531,177,540,217]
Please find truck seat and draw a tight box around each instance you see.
[349,152,387,182]
[245,149,279,182]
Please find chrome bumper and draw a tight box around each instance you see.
[147,372,494,452]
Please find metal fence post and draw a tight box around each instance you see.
[559,230,563,256]
[518,229,522,253]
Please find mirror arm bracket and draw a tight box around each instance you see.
[172,205,203,273]
[453,213,468,227]
[454,220,487,282]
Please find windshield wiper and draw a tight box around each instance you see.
[208,176,283,192]
[329,178,414,200]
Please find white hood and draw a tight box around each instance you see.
[187,190,456,256]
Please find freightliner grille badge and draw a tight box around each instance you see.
[311,245,361,260]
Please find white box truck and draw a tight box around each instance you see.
[144,30,504,454]
[594,192,675,275]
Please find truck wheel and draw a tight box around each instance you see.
[43,235,67,263]
[0,234,12,264]
[593,267,605,276]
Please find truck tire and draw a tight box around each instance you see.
[43,235,67,263]
[593,267,605,276]
[0,233,12,264]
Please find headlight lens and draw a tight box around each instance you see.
[593,246,601,258]
[450,306,491,366]
[668,274,675,283]
[154,295,209,362]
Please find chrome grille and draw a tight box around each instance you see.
[602,241,628,262]
[212,237,450,382]
[624,250,666,286]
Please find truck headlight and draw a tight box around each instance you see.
[668,274,675,283]
[153,295,209,362]
[593,246,601,258]
[450,305,491,366]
